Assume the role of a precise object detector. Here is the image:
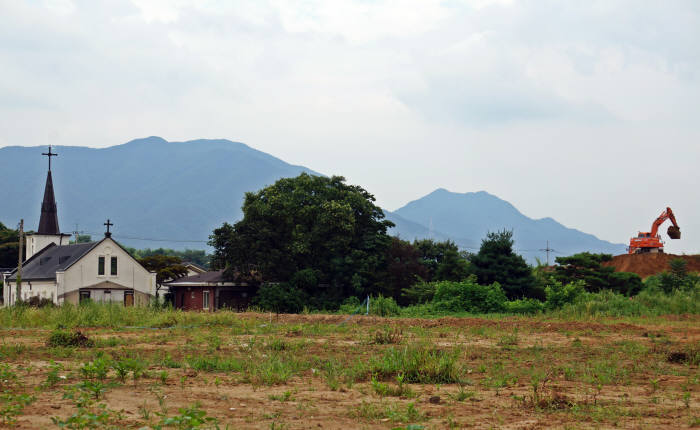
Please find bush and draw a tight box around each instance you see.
[505,298,544,314]
[370,295,400,317]
[26,296,55,308]
[252,283,306,314]
[544,280,585,310]
[431,277,507,313]
[47,330,94,348]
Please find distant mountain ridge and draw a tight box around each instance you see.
[387,188,625,261]
[0,136,315,249]
[0,137,625,261]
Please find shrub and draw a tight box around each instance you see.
[505,298,544,314]
[370,295,400,317]
[47,330,94,348]
[252,283,306,314]
[431,277,507,313]
[544,280,585,310]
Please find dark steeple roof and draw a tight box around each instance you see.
[38,170,60,235]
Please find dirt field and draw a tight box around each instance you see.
[1,313,698,429]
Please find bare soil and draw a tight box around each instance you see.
[2,313,698,429]
[604,253,700,278]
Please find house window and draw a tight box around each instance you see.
[203,291,210,310]
[98,256,105,275]
[110,256,118,276]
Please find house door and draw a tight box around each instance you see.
[79,290,91,304]
[124,291,134,307]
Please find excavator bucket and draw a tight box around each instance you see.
[668,226,681,239]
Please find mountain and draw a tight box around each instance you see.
[0,137,315,249]
[388,188,626,262]
[0,137,625,261]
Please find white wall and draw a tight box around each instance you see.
[26,234,70,259]
[61,238,155,298]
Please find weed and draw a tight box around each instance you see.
[47,330,94,348]
[153,402,219,429]
[370,327,403,345]
[268,390,294,402]
[450,385,476,402]
[369,345,462,384]
[43,361,64,388]
[0,393,35,426]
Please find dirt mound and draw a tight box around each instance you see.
[603,253,700,278]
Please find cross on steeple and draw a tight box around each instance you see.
[42,145,58,171]
[104,219,113,238]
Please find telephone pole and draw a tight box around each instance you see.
[16,219,23,305]
[539,240,556,266]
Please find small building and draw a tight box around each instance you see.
[165,270,257,312]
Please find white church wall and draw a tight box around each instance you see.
[19,281,57,302]
[25,234,70,260]
[62,238,155,299]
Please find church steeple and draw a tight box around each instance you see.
[25,145,70,260]
[38,145,60,234]
[38,170,60,234]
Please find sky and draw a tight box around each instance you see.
[1,0,699,253]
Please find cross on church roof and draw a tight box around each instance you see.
[104,219,113,238]
[42,145,58,171]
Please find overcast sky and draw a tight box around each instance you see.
[1,0,699,253]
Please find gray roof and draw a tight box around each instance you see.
[7,241,98,281]
[166,269,226,285]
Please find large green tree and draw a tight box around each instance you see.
[469,230,536,299]
[209,173,394,306]
[413,239,470,282]
[378,237,429,304]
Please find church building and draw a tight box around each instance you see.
[2,146,156,306]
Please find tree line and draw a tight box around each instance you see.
[208,173,659,313]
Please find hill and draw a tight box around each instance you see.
[603,253,700,279]
[0,137,315,249]
[390,188,626,261]
[0,138,625,261]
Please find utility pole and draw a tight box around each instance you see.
[16,219,23,306]
[539,240,556,266]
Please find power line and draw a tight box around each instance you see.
[82,231,209,244]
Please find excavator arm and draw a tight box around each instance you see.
[650,207,681,239]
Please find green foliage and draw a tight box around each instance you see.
[126,247,211,268]
[253,283,306,314]
[505,298,544,314]
[468,230,536,299]
[0,222,20,269]
[400,281,436,305]
[431,277,507,313]
[209,173,394,305]
[544,280,586,310]
[369,345,462,383]
[647,258,699,293]
[412,239,470,282]
[370,295,400,317]
[553,252,642,295]
[47,330,95,348]
[138,255,189,297]
[378,238,429,304]
[553,285,700,317]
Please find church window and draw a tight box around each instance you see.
[111,257,118,276]
[98,256,105,275]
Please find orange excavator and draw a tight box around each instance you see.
[629,207,681,254]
